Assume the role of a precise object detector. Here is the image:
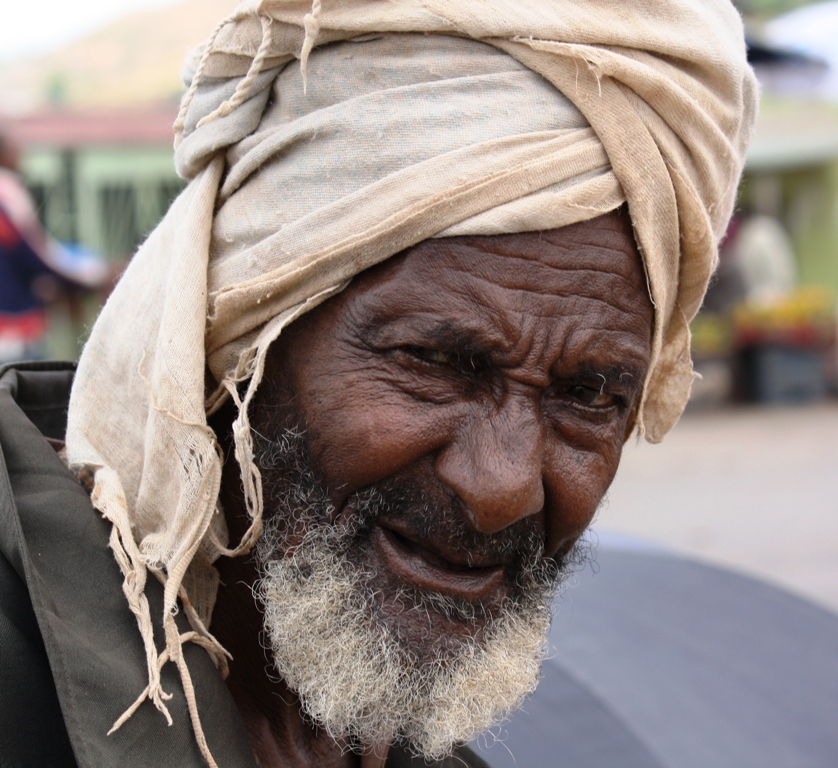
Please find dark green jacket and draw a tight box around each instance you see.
[0,362,487,768]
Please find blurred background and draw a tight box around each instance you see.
[1,0,836,611]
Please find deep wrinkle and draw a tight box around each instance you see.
[358,313,645,409]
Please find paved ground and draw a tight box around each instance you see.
[592,401,838,614]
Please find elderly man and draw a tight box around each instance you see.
[0,1,757,767]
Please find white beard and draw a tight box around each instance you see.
[254,429,569,761]
[257,516,563,761]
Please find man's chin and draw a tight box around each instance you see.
[257,538,556,761]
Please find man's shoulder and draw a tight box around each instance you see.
[0,360,78,577]
[0,360,76,441]
[0,360,80,767]
[0,360,260,768]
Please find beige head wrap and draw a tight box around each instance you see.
[65,1,757,763]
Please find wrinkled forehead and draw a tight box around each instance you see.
[343,211,653,351]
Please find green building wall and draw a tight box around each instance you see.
[21,143,184,260]
[19,142,184,358]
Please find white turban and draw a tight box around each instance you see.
[65,1,757,762]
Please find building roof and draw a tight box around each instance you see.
[3,105,178,149]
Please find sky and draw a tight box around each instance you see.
[1,0,179,61]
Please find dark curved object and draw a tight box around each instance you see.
[472,546,838,767]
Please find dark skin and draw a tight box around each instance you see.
[211,210,654,768]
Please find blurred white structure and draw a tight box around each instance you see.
[766,0,838,101]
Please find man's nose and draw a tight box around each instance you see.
[435,393,545,534]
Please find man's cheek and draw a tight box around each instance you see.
[541,445,619,553]
[302,378,457,492]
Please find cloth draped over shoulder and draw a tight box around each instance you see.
[65,1,758,765]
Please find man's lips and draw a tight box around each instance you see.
[372,524,506,602]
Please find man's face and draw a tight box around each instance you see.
[246,210,653,755]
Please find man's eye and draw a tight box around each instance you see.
[568,385,616,408]
[407,346,451,365]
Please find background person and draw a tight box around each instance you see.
[0,131,108,363]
